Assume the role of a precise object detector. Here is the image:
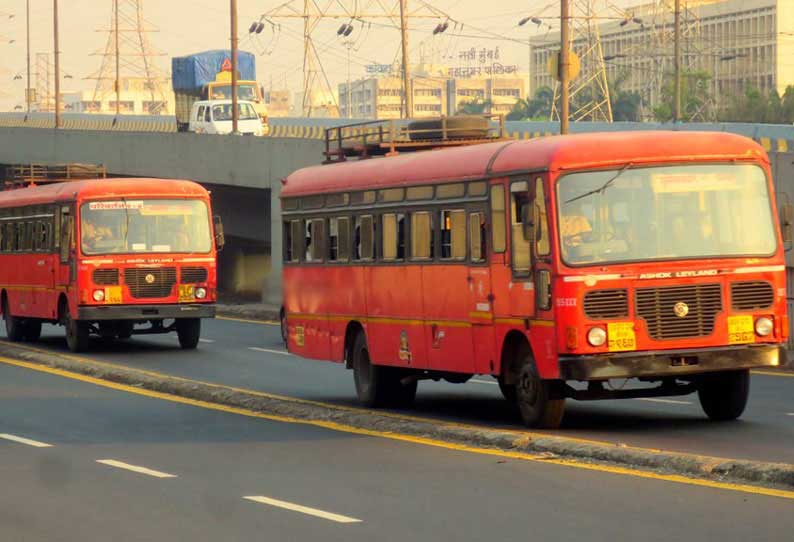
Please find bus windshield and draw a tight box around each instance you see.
[556,164,776,266]
[80,199,212,255]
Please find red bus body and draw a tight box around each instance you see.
[280,131,787,426]
[0,178,219,351]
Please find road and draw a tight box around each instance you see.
[1,318,794,464]
[1,360,793,542]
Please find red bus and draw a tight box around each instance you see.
[0,178,222,352]
[280,130,789,428]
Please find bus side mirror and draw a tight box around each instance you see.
[213,215,225,251]
[780,202,793,251]
[521,204,534,242]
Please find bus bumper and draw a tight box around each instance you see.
[558,344,786,381]
[77,303,216,321]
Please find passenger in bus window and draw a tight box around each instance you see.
[82,216,113,250]
[560,201,593,248]
[305,221,313,262]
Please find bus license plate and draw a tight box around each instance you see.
[105,286,122,305]
[178,285,195,303]
[727,315,755,345]
[607,322,636,352]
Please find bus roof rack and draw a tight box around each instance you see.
[3,162,107,190]
[323,114,508,164]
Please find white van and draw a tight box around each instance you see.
[188,99,265,136]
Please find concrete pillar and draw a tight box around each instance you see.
[264,177,283,305]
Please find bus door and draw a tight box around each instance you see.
[507,179,536,319]
[31,207,57,317]
[56,205,76,289]
[467,209,496,375]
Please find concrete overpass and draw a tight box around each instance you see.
[0,115,793,306]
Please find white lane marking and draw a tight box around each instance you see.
[787,413,794,417]
[249,347,291,356]
[96,459,177,478]
[0,433,53,448]
[243,496,361,524]
[635,398,692,405]
[199,338,215,343]
[470,379,498,386]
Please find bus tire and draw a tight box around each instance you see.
[697,369,749,421]
[280,307,288,347]
[2,297,24,343]
[22,320,42,342]
[498,378,517,404]
[176,318,201,349]
[352,331,415,408]
[64,306,90,353]
[515,343,566,429]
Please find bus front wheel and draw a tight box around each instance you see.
[697,369,749,421]
[515,343,566,429]
[352,332,417,408]
[176,318,201,349]
[64,307,89,353]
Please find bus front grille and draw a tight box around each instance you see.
[636,283,722,340]
[731,281,774,311]
[92,268,119,286]
[583,289,629,319]
[124,267,177,299]
[181,267,208,284]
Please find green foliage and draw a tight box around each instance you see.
[458,98,493,115]
[653,70,713,122]
[719,85,794,124]
[506,86,553,121]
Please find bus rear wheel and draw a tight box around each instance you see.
[352,332,417,408]
[515,343,566,429]
[176,318,201,349]
[697,369,749,421]
[3,297,25,342]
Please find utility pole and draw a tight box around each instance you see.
[673,0,681,122]
[53,0,61,128]
[560,0,570,134]
[26,0,31,112]
[231,0,239,133]
[114,0,120,115]
[344,42,352,118]
[399,0,412,119]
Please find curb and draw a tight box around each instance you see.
[216,305,280,322]
[2,342,793,492]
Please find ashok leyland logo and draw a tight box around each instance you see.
[673,302,689,318]
[145,273,156,284]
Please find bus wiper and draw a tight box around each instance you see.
[565,163,632,204]
[121,196,130,249]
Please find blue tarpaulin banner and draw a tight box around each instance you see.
[172,50,256,90]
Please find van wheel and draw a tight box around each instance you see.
[64,306,89,353]
[3,297,24,342]
[176,318,201,349]
[22,321,42,342]
[698,370,749,421]
[352,332,417,408]
[515,343,566,429]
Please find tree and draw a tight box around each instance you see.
[782,86,794,124]
[719,85,794,124]
[653,70,714,122]
[506,86,553,121]
[458,98,492,115]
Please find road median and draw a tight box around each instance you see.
[1,340,793,493]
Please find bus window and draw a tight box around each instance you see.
[490,185,506,253]
[355,215,374,261]
[382,213,405,261]
[329,217,351,262]
[440,210,466,260]
[59,208,73,263]
[511,183,531,276]
[411,212,433,260]
[306,218,325,262]
[534,178,550,257]
[470,212,486,262]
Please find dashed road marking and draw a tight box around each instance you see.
[96,459,177,479]
[249,347,291,356]
[470,379,498,386]
[0,433,53,448]
[787,413,794,417]
[243,496,361,523]
[199,339,215,343]
[635,398,693,405]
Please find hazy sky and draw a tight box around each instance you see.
[0,0,637,109]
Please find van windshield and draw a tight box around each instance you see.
[212,103,258,121]
[556,164,777,266]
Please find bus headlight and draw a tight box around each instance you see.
[93,289,105,302]
[755,317,773,337]
[587,327,607,347]
[194,287,207,299]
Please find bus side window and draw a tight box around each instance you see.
[382,213,405,262]
[330,217,350,262]
[470,212,487,262]
[490,185,506,253]
[289,220,301,262]
[411,212,432,260]
[440,210,466,260]
[355,215,374,261]
[511,181,531,276]
[534,178,550,257]
[59,208,73,263]
[308,218,325,262]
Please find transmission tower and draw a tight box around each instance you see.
[254,1,448,117]
[551,0,613,123]
[35,53,52,112]
[87,0,169,115]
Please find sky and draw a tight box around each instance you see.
[0,0,638,110]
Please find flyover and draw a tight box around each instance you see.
[0,113,793,308]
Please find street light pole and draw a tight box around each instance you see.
[26,0,31,113]
[674,0,682,122]
[114,0,120,116]
[560,0,570,134]
[53,0,61,128]
[399,0,412,119]
[231,0,239,133]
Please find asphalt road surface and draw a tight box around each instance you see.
[1,318,794,464]
[1,361,793,542]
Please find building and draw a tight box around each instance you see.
[530,0,794,114]
[264,90,292,118]
[291,89,339,118]
[63,77,174,115]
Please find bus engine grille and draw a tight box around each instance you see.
[731,281,774,311]
[583,289,629,319]
[92,268,119,286]
[636,283,722,340]
[181,267,208,284]
[124,267,177,299]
